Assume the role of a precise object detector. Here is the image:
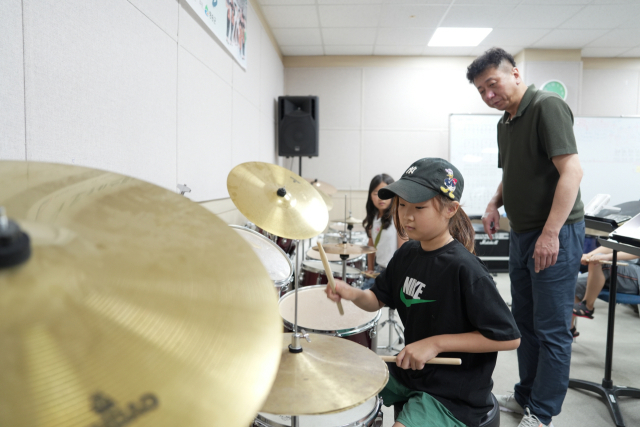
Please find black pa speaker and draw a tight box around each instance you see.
[278,96,319,157]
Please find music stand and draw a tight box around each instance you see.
[568,235,640,427]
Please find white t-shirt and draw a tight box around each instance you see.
[371,215,398,268]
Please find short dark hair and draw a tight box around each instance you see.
[466,47,516,84]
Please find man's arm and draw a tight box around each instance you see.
[482,181,504,239]
[533,153,583,273]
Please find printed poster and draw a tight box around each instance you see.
[184,0,247,70]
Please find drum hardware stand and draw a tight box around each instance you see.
[177,184,191,196]
[377,308,404,353]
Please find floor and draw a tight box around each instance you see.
[375,273,640,427]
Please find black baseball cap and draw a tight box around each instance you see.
[378,158,464,203]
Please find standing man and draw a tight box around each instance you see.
[466,48,585,427]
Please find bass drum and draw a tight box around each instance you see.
[254,396,383,427]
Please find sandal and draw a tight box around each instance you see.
[570,326,580,338]
[573,300,595,319]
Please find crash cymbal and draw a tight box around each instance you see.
[344,216,363,225]
[311,243,376,256]
[305,178,337,195]
[329,221,365,233]
[316,188,334,211]
[305,248,362,262]
[260,334,388,415]
[0,161,282,427]
[228,163,328,240]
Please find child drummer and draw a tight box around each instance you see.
[326,158,520,427]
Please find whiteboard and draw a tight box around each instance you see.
[449,114,640,217]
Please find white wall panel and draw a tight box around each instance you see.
[361,130,448,187]
[581,69,639,116]
[233,4,261,109]
[177,47,233,201]
[285,68,362,129]
[301,130,361,189]
[260,25,284,116]
[259,114,277,164]
[0,0,26,160]
[232,91,262,168]
[23,0,178,189]
[129,0,179,40]
[178,0,233,85]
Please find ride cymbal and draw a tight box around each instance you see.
[311,243,376,256]
[227,162,328,240]
[0,161,282,427]
[305,178,337,195]
[260,334,388,415]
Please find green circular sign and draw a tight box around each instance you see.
[541,80,567,100]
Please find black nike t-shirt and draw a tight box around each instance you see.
[371,240,520,427]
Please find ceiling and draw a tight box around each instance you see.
[255,0,640,58]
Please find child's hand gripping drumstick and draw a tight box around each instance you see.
[317,242,344,316]
[380,355,461,365]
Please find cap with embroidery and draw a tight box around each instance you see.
[377,158,464,203]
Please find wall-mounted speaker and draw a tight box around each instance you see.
[278,96,319,157]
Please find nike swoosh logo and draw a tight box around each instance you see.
[400,291,435,307]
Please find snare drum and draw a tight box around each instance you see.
[300,260,363,288]
[231,225,293,295]
[279,286,381,350]
[254,396,382,427]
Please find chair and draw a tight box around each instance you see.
[393,393,500,427]
[569,244,640,427]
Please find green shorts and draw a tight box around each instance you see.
[379,375,466,427]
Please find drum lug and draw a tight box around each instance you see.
[369,327,377,339]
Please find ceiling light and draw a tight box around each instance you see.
[428,28,492,47]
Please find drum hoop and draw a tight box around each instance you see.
[230,225,294,286]
[254,396,381,427]
[301,260,362,279]
[279,286,381,336]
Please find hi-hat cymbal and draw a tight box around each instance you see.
[0,161,282,427]
[305,178,337,195]
[344,216,363,225]
[329,221,365,233]
[311,243,376,255]
[316,188,334,211]
[228,163,328,240]
[260,334,388,415]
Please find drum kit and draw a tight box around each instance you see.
[0,160,458,427]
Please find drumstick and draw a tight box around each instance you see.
[361,270,380,279]
[598,260,629,266]
[380,355,462,365]
[317,242,345,316]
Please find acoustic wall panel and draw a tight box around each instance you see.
[177,47,233,201]
[0,0,26,160]
[23,0,178,190]
[232,91,262,168]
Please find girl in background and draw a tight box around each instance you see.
[362,174,406,289]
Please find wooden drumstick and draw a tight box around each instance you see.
[317,242,344,316]
[380,355,462,365]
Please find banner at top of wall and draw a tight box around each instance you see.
[185,0,247,70]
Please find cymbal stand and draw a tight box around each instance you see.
[377,308,404,353]
[341,236,349,283]
[289,239,310,354]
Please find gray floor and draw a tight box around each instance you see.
[375,273,640,427]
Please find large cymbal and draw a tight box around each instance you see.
[316,188,334,211]
[344,216,363,225]
[305,178,337,195]
[260,334,388,415]
[228,163,328,240]
[0,161,282,427]
[312,243,376,255]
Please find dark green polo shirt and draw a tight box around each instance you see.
[497,85,584,233]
